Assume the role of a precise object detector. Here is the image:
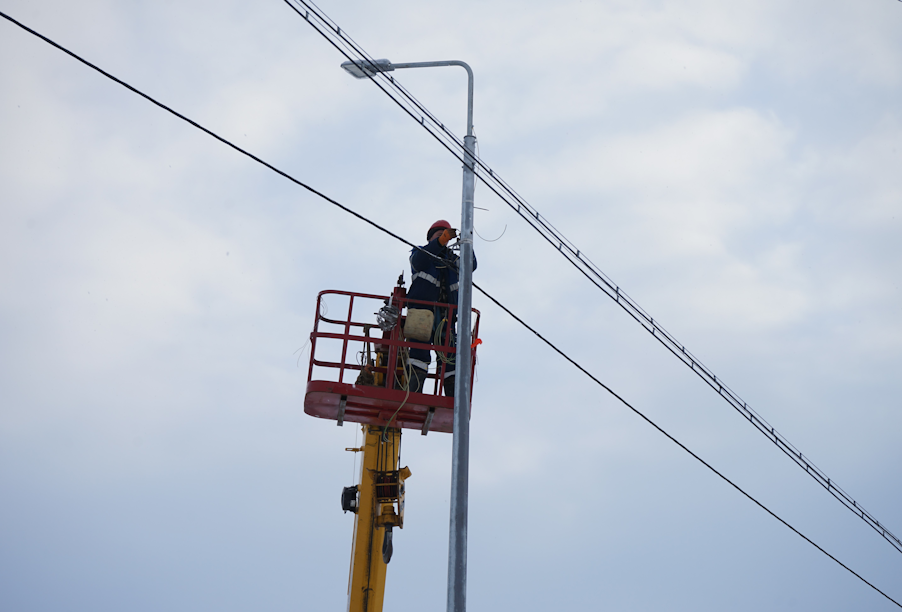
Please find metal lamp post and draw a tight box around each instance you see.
[342,57,476,612]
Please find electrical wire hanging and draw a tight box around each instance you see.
[2,10,899,607]
[383,346,413,436]
[282,0,902,558]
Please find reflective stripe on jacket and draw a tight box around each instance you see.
[408,237,477,309]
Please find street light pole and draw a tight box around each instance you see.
[450,80,475,612]
[341,58,475,612]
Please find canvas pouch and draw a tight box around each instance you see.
[403,308,434,342]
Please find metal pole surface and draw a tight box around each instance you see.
[390,61,474,135]
[449,74,475,612]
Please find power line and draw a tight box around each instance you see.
[1,9,898,609]
[284,0,902,557]
[472,285,901,610]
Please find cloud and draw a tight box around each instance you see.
[2,1,902,610]
[608,38,744,91]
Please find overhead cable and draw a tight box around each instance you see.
[1,10,899,608]
[283,0,902,557]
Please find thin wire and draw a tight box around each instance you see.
[471,282,902,609]
[474,224,507,242]
[293,338,311,367]
[282,0,902,557]
[384,347,412,434]
[352,424,360,484]
[434,317,454,365]
[2,10,898,607]
[0,11,422,259]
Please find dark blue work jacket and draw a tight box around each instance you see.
[408,238,477,314]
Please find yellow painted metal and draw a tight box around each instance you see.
[372,348,409,391]
[346,425,408,612]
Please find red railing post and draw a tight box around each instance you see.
[308,294,322,382]
[385,318,398,390]
[338,295,355,383]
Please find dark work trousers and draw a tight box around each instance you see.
[407,307,456,393]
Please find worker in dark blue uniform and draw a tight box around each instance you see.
[406,219,476,397]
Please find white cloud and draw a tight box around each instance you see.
[608,38,744,91]
[2,1,901,610]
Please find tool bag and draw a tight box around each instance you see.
[403,308,434,342]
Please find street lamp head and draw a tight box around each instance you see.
[340,58,394,79]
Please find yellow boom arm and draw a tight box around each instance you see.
[345,425,409,612]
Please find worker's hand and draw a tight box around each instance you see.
[438,228,457,246]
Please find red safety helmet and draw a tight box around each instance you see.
[427,219,452,241]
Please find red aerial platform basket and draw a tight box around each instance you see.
[304,283,480,435]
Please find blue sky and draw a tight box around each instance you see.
[2,1,901,610]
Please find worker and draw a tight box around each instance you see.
[405,219,477,397]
